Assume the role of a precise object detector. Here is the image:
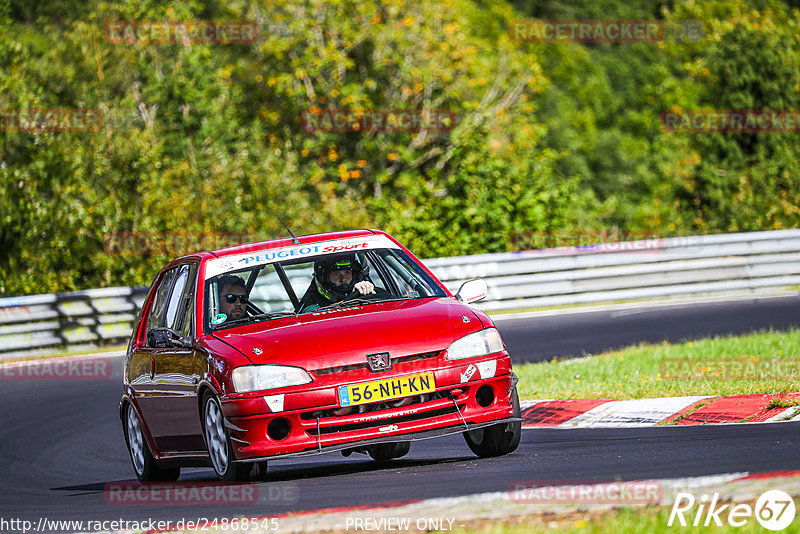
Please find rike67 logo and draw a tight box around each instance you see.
[669,490,796,530]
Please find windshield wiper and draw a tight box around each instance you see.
[216,311,296,328]
[251,311,297,320]
[320,296,408,310]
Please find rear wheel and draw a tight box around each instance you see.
[125,403,180,482]
[202,391,262,481]
[463,387,521,458]
[368,442,411,462]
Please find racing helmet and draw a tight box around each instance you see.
[314,253,368,301]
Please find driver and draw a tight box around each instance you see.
[215,274,248,322]
[299,254,375,310]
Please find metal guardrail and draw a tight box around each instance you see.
[1,229,799,357]
[426,229,800,311]
[0,287,149,356]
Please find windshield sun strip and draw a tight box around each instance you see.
[204,234,401,278]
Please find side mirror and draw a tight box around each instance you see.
[454,279,488,304]
[147,328,192,349]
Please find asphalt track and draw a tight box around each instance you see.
[1,296,799,531]
[496,295,800,363]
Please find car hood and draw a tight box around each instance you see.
[211,297,485,370]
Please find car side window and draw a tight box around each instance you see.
[378,260,415,297]
[147,267,178,333]
[177,264,198,337]
[165,265,189,330]
[165,264,198,337]
[377,249,443,298]
[178,291,194,337]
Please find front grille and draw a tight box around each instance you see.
[306,405,463,435]
[300,388,462,421]
[312,362,365,375]
[312,350,441,375]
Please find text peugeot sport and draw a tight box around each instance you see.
[120,230,521,481]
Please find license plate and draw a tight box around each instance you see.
[338,372,435,407]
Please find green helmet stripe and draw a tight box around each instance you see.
[315,277,338,301]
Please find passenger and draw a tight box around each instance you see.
[298,254,375,310]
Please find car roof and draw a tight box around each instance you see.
[176,228,382,262]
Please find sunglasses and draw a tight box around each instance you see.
[224,293,248,304]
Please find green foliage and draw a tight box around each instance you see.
[663,0,800,231]
[1,0,798,296]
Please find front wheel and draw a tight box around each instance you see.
[125,403,180,482]
[368,442,411,462]
[202,391,263,481]
[463,387,521,458]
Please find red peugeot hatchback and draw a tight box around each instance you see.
[120,229,521,481]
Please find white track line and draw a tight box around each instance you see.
[489,292,800,321]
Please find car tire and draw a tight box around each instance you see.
[202,391,255,482]
[463,386,521,458]
[249,461,270,481]
[125,403,181,482]
[367,441,411,462]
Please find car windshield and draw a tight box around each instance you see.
[204,243,447,331]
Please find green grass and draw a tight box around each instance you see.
[767,397,800,409]
[449,498,800,533]
[514,329,800,400]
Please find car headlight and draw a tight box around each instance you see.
[446,328,505,360]
[232,365,312,392]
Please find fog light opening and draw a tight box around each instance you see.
[475,385,495,408]
[267,418,291,441]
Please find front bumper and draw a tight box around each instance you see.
[219,354,515,461]
[236,417,522,462]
